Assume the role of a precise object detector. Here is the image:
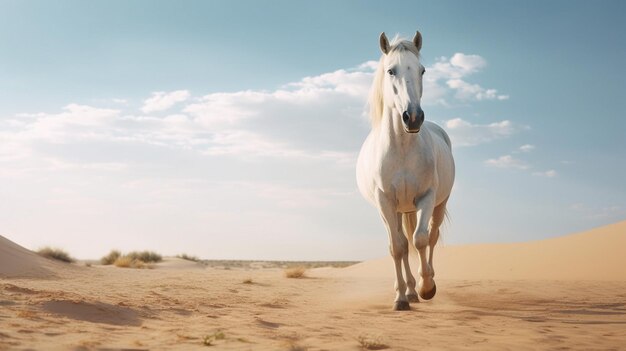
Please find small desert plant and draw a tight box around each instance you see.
[287,342,308,351]
[113,256,151,269]
[202,331,225,346]
[132,259,147,269]
[113,256,133,268]
[37,247,74,263]
[102,250,161,268]
[125,250,162,263]
[242,278,253,284]
[284,266,307,279]
[177,253,200,262]
[357,335,388,350]
[100,250,122,265]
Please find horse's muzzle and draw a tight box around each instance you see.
[402,109,425,133]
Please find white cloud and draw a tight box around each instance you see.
[141,90,190,113]
[285,68,373,98]
[201,129,356,165]
[519,144,535,152]
[449,53,486,73]
[447,79,509,101]
[485,144,558,177]
[183,91,267,128]
[38,103,119,128]
[443,118,522,147]
[0,104,120,152]
[357,60,379,70]
[532,170,557,177]
[428,53,485,81]
[484,155,530,170]
[1,53,515,181]
[2,74,363,171]
[423,53,508,104]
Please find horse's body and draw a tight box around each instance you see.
[356,31,455,310]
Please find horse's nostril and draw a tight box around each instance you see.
[402,111,410,123]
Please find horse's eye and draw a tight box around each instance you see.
[387,69,394,76]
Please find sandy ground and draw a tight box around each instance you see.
[1,221,625,350]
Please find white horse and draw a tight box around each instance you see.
[356,31,455,311]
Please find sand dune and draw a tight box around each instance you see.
[1,221,625,350]
[342,220,626,281]
[0,236,70,279]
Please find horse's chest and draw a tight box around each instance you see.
[390,172,419,212]
[378,159,431,212]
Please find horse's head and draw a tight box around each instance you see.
[379,31,425,133]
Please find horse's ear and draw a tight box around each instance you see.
[379,32,390,54]
[413,31,422,52]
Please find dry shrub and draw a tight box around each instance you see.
[287,342,308,351]
[102,249,161,268]
[177,253,200,262]
[242,278,253,284]
[284,266,306,279]
[37,247,74,263]
[100,250,121,265]
[113,256,151,269]
[125,250,162,263]
[202,331,225,346]
[357,335,388,350]
[113,256,133,268]
[132,259,147,269]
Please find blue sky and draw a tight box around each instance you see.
[1,1,624,260]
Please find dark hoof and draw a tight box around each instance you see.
[407,294,420,303]
[419,282,437,300]
[393,300,410,311]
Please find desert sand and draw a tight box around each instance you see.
[1,221,625,350]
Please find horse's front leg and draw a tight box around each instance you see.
[375,190,410,311]
[413,189,437,300]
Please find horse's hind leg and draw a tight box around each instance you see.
[402,212,419,303]
[428,198,448,280]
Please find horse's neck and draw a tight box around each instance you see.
[379,106,418,152]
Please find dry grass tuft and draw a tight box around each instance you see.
[287,342,309,351]
[202,331,225,346]
[113,256,133,268]
[125,250,162,263]
[113,256,152,269]
[100,250,122,265]
[177,253,200,262]
[37,247,74,263]
[357,335,388,350]
[132,259,148,269]
[103,250,161,268]
[242,278,253,284]
[284,266,307,279]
